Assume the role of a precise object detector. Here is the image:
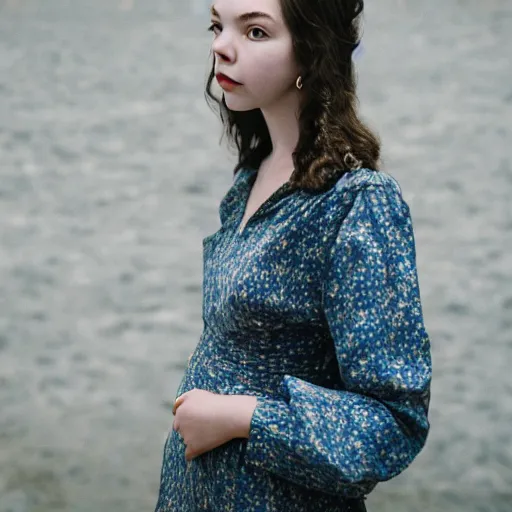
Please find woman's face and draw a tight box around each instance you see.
[209,0,300,112]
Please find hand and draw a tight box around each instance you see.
[172,388,258,462]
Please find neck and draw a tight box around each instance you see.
[259,88,301,179]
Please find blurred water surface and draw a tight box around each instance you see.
[0,1,511,511]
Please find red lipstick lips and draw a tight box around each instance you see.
[216,73,242,91]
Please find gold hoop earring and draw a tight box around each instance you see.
[296,76,303,90]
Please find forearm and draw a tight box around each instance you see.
[242,377,429,497]
[226,394,258,439]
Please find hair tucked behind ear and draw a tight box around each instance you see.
[205,0,381,192]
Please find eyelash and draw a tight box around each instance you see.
[207,22,268,40]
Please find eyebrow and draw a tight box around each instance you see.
[210,5,276,23]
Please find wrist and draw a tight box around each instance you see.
[228,395,258,439]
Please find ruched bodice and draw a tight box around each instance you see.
[179,327,341,400]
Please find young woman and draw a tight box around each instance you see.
[155,0,432,510]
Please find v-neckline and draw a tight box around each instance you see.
[236,168,294,237]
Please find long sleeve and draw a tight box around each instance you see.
[243,177,432,498]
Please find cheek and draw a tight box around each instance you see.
[222,45,298,111]
[245,48,297,93]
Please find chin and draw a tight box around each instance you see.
[223,97,258,112]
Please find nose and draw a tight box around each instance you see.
[212,32,236,64]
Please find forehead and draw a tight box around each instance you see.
[211,0,282,19]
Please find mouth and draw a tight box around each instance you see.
[215,73,243,91]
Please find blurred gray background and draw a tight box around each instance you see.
[0,0,511,511]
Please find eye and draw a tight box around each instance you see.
[248,27,268,40]
[207,22,222,35]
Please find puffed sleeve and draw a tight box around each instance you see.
[243,175,432,498]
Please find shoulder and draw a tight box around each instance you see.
[332,168,402,197]
[330,168,406,211]
[326,168,411,232]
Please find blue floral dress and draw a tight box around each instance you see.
[155,167,432,512]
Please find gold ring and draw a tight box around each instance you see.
[173,395,184,414]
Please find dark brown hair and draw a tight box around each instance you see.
[204,0,381,192]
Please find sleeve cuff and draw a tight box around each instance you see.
[244,396,291,469]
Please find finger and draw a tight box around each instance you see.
[172,397,183,415]
[172,392,189,415]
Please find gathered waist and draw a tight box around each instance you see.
[180,328,338,399]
